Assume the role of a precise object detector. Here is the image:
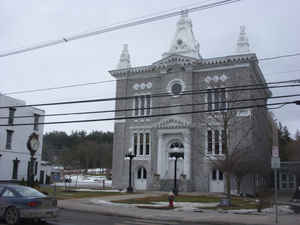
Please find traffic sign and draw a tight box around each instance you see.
[271,157,281,169]
[272,146,279,157]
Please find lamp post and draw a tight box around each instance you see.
[125,148,136,193]
[168,152,184,195]
[27,133,40,187]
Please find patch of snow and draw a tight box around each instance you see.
[72,189,120,192]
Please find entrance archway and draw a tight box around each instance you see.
[210,169,224,192]
[135,167,147,190]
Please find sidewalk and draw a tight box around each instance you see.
[58,192,300,225]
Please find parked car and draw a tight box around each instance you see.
[0,184,58,225]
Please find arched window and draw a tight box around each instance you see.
[170,142,184,149]
[137,167,147,179]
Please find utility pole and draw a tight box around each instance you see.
[271,115,280,224]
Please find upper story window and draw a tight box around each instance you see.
[33,114,40,131]
[6,130,14,149]
[133,95,151,117]
[133,132,151,156]
[206,129,225,155]
[167,79,185,97]
[207,88,227,111]
[8,107,16,126]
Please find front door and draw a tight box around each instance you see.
[210,169,224,193]
[135,167,147,190]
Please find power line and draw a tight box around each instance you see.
[1,83,300,110]
[0,0,242,58]
[3,54,300,96]
[0,100,297,127]
[259,53,300,62]
[1,93,299,120]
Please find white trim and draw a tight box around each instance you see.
[194,63,249,72]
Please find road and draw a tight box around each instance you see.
[0,209,203,225]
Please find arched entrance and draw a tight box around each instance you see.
[210,169,224,192]
[135,167,147,190]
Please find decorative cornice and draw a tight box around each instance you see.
[155,117,192,129]
[200,53,257,65]
[109,53,258,78]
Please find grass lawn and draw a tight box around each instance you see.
[36,186,127,200]
[112,194,222,204]
[112,194,270,210]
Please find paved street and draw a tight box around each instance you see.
[0,209,201,225]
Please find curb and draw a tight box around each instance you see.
[57,202,288,225]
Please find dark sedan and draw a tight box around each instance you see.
[0,184,58,225]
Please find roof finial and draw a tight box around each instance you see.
[117,44,131,69]
[236,25,250,53]
[162,12,201,59]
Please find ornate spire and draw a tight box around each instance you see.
[117,44,131,69]
[162,12,201,59]
[236,25,250,53]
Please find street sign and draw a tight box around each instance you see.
[272,146,279,157]
[271,157,281,169]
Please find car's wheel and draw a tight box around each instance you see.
[4,207,20,225]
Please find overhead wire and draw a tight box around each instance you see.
[0,0,242,58]
[3,53,300,96]
[0,93,299,120]
[0,100,297,127]
[1,82,300,109]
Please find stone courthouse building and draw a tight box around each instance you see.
[110,13,272,193]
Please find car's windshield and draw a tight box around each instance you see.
[13,186,46,198]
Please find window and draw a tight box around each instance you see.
[132,132,151,156]
[6,130,14,149]
[221,130,225,154]
[280,172,296,190]
[134,133,138,155]
[219,170,223,180]
[212,169,217,180]
[207,130,212,154]
[171,83,183,95]
[170,142,184,149]
[206,88,227,111]
[139,133,144,155]
[133,95,152,117]
[33,114,40,131]
[137,167,147,179]
[214,130,220,154]
[12,158,20,180]
[35,161,38,175]
[145,133,150,155]
[2,189,15,197]
[207,129,224,155]
[8,107,16,126]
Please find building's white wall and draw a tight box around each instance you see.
[0,93,45,181]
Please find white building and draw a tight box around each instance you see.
[0,93,45,182]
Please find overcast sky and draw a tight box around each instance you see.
[0,0,299,137]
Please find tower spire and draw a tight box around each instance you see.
[236,25,250,53]
[117,44,131,69]
[162,12,201,59]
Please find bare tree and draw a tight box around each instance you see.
[199,86,272,203]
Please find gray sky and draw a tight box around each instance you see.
[0,0,299,137]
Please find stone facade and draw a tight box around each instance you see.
[110,13,272,193]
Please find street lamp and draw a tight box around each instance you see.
[125,148,136,193]
[27,133,40,187]
[168,152,184,195]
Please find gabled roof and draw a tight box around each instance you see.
[152,54,200,67]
